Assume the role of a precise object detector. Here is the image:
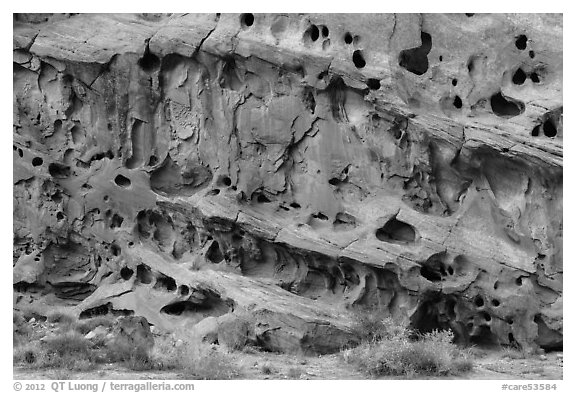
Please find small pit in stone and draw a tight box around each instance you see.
[515,35,528,50]
[32,157,43,167]
[138,50,160,73]
[304,24,320,42]
[453,96,462,109]
[344,32,353,44]
[154,273,177,292]
[114,174,132,188]
[240,13,254,28]
[513,68,526,85]
[367,78,381,90]
[398,32,432,76]
[490,92,525,118]
[120,267,134,280]
[376,217,416,243]
[352,50,366,69]
[136,264,153,284]
[543,119,557,138]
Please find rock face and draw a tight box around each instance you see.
[13,13,562,353]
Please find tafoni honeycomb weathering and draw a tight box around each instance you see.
[13,13,562,354]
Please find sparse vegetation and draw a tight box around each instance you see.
[14,311,243,379]
[344,313,474,377]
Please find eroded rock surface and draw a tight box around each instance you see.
[13,13,562,353]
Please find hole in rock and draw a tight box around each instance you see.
[305,24,320,42]
[530,72,540,83]
[154,274,177,292]
[120,267,133,280]
[206,241,224,263]
[256,193,271,203]
[367,78,381,90]
[312,212,329,221]
[32,157,43,167]
[492,299,500,307]
[512,68,526,85]
[48,163,71,178]
[515,35,528,50]
[543,119,557,138]
[375,217,416,243]
[475,296,484,307]
[531,125,540,136]
[290,202,301,209]
[136,264,153,284]
[111,244,121,256]
[219,176,232,187]
[529,50,535,58]
[160,289,232,318]
[452,78,458,86]
[114,174,131,188]
[470,325,499,346]
[18,148,23,157]
[439,55,443,62]
[352,50,366,69]
[79,303,110,319]
[333,212,357,230]
[515,276,523,286]
[56,212,64,221]
[110,214,124,229]
[490,92,524,118]
[398,32,432,76]
[453,96,462,109]
[447,266,454,275]
[128,241,134,247]
[465,13,475,17]
[507,317,514,325]
[103,195,109,202]
[328,177,341,186]
[321,25,329,37]
[179,285,189,296]
[148,155,158,166]
[344,32,353,44]
[409,293,464,343]
[240,13,254,28]
[483,312,492,322]
[138,50,160,72]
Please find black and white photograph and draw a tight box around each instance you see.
[11,5,565,388]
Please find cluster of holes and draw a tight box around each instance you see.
[532,119,558,138]
[311,212,328,221]
[240,13,254,28]
[304,23,329,43]
[512,68,540,85]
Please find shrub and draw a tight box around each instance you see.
[40,332,96,370]
[149,336,243,379]
[47,311,76,332]
[287,367,302,379]
[344,323,473,377]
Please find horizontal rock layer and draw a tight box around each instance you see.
[13,13,562,353]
